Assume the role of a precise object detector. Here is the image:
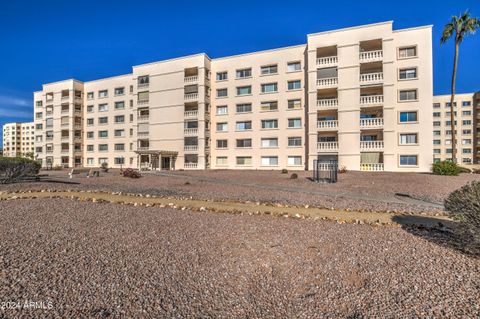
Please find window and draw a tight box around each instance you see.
[87,158,94,165]
[399,111,418,123]
[236,86,252,96]
[114,157,125,165]
[236,156,252,166]
[399,90,417,101]
[115,101,125,110]
[236,103,252,113]
[87,92,94,100]
[445,111,457,117]
[398,46,417,58]
[36,101,43,107]
[98,144,108,151]
[87,105,94,113]
[87,118,94,126]
[98,103,108,112]
[115,115,125,123]
[462,139,472,145]
[236,139,252,148]
[261,138,278,148]
[287,62,301,72]
[138,75,149,86]
[216,122,228,132]
[288,156,302,166]
[287,80,301,90]
[99,117,108,124]
[216,157,228,166]
[288,118,302,128]
[399,133,418,144]
[288,99,301,110]
[433,139,441,145]
[261,65,277,75]
[115,87,125,96]
[261,83,278,93]
[87,131,94,139]
[463,120,472,125]
[138,91,149,102]
[463,148,472,154]
[433,121,441,126]
[217,88,228,98]
[445,121,457,126]
[463,129,472,135]
[261,119,278,129]
[288,137,302,147]
[98,158,108,165]
[216,105,228,115]
[98,90,108,98]
[433,112,441,117]
[434,149,441,154]
[433,103,441,108]
[216,140,228,149]
[236,68,251,78]
[446,102,457,107]
[261,101,278,111]
[433,130,441,136]
[463,158,472,163]
[216,72,227,81]
[114,143,125,151]
[261,156,278,166]
[399,68,417,79]
[462,110,472,116]
[98,130,108,138]
[35,112,43,119]
[236,121,252,131]
[399,155,418,166]
[114,129,125,137]
[462,101,471,107]
[86,145,94,152]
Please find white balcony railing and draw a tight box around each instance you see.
[360,72,383,84]
[184,145,199,152]
[137,99,149,105]
[316,77,338,87]
[61,96,69,101]
[184,75,198,83]
[184,110,198,118]
[317,120,338,129]
[360,95,384,105]
[138,83,149,89]
[316,56,338,66]
[184,162,198,169]
[184,92,198,100]
[137,131,149,136]
[360,140,384,150]
[316,98,338,108]
[360,118,384,128]
[137,146,149,151]
[359,50,383,62]
[184,128,198,135]
[360,163,384,171]
[138,115,149,121]
[317,141,339,151]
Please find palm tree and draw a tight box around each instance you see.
[441,11,480,163]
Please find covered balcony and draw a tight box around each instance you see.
[360,152,384,171]
[184,120,198,135]
[184,154,199,169]
[184,84,199,100]
[359,39,383,62]
[316,45,338,67]
[138,107,149,121]
[61,130,69,140]
[138,91,149,106]
[317,110,338,130]
[61,103,69,114]
[316,67,338,88]
[184,102,199,118]
[137,139,150,151]
[184,137,199,152]
[360,107,384,129]
[137,123,149,137]
[317,133,338,152]
[61,143,69,153]
[317,88,338,108]
[359,61,383,85]
[360,131,384,151]
[360,86,384,106]
[61,90,70,101]
[184,67,199,83]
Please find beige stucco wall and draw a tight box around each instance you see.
[2,122,35,157]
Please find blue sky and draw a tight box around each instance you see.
[1,0,479,147]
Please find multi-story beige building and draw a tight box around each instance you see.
[32,21,433,172]
[432,92,480,164]
[2,122,35,158]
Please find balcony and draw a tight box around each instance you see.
[316,56,338,67]
[317,120,338,130]
[317,141,339,151]
[137,99,149,106]
[184,145,199,152]
[184,162,198,169]
[360,72,383,84]
[184,92,198,100]
[138,115,149,121]
[360,95,384,106]
[137,146,149,151]
[360,118,384,129]
[316,77,338,87]
[184,75,198,83]
[359,50,383,62]
[360,140,384,151]
[317,98,338,108]
[138,131,149,137]
[184,128,198,135]
[360,163,384,171]
[184,110,198,118]
[138,82,149,89]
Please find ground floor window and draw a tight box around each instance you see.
[99,158,108,165]
[399,155,418,166]
[287,156,302,166]
[115,157,125,165]
[261,156,278,166]
[216,157,228,166]
[87,158,94,165]
[236,156,252,166]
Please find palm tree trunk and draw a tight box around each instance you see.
[449,40,459,163]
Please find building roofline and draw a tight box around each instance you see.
[211,43,306,61]
[393,25,433,33]
[83,73,133,84]
[42,78,84,87]
[132,53,210,69]
[307,21,394,37]
[434,92,476,97]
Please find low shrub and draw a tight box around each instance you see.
[122,168,141,178]
[445,181,480,253]
[290,173,298,179]
[432,161,461,176]
[281,169,288,174]
[339,165,348,174]
[0,157,41,184]
[458,166,472,174]
[101,162,109,172]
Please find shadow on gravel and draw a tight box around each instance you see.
[393,215,479,258]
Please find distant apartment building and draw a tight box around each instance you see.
[33,21,433,172]
[433,92,480,164]
[2,122,35,158]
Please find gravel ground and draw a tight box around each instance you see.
[0,198,479,318]
[2,169,479,214]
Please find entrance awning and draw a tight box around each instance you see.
[134,150,178,156]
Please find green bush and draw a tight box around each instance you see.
[432,161,461,176]
[0,157,41,184]
[445,181,480,252]
[122,168,141,178]
[281,169,288,174]
[290,173,298,179]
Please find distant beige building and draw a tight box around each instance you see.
[32,21,433,172]
[2,122,35,158]
[433,92,480,164]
